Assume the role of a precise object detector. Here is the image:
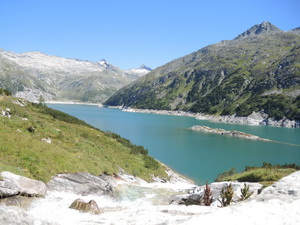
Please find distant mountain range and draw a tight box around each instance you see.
[105,22,300,121]
[0,50,151,102]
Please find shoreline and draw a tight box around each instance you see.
[46,101,103,107]
[122,108,300,128]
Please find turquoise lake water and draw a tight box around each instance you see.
[48,104,300,184]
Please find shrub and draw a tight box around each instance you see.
[143,155,160,170]
[240,183,253,201]
[203,181,213,206]
[0,88,12,96]
[218,183,234,207]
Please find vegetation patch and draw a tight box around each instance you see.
[0,96,167,182]
[215,163,299,186]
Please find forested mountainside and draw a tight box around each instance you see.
[106,22,300,120]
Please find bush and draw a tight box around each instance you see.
[218,183,234,207]
[143,155,160,170]
[240,183,253,201]
[0,88,12,96]
[203,181,213,206]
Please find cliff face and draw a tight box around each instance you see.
[105,22,300,121]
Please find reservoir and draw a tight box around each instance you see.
[48,104,300,183]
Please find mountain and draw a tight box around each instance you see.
[105,22,300,121]
[125,64,152,77]
[0,50,150,103]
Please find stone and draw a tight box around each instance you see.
[179,193,202,206]
[46,172,114,196]
[69,198,101,214]
[0,195,34,209]
[0,205,51,225]
[41,138,51,144]
[27,126,35,133]
[0,171,47,198]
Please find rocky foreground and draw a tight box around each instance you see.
[1,169,300,224]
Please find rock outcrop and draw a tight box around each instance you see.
[69,198,101,214]
[0,171,47,198]
[0,205,52,225]
[191,125,273,142]
[46,172,115,196]
[196,111,300,128]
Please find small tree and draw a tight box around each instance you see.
[38,95,45,106]
[240,183,253,201]
[203,181,213,206]
[219,183,234,207]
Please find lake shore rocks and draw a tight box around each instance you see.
[122,108,300,128]
[0,171,46,198]
[46,172,115,196]
[191,125,273,142]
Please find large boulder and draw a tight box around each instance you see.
[0,171,47,198]
[69,198,101,214]
[0,205,51,225]
[46,172,115,196]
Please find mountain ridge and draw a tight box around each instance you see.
[0,50,150,103]
[105,22,300,122]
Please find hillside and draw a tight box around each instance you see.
[0,50,151,103]
[0,94,166,182]
[105,22,300,121]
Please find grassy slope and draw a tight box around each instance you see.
[0,96,167,182]
[105,31,300,120]
[215,164,298,186]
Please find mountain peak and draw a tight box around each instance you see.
[139,64,152,71]
[289,27,300,35]
[235,21,282,40]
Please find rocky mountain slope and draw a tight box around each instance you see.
[0,50,151,103]
[105,22,300,121]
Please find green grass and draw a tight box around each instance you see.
[215,163,298,186]
[0,96,167,182]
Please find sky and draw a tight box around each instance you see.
[0,0,299,70]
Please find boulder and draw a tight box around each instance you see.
[179,193,202,206]
[69,198,101,214]
[0,195,34,209]
[46,172,114,196]
[0,171,47,198]
[0,205,51,225]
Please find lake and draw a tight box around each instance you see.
[48,104,300,184]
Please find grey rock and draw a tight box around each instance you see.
[0,205,52,225]
[69,198,101,214]
[46,172,114,196]
[0,171,47,198]
[257,170,300,202]
[0,195,34,209]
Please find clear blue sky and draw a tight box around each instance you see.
[0,0,299,69]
